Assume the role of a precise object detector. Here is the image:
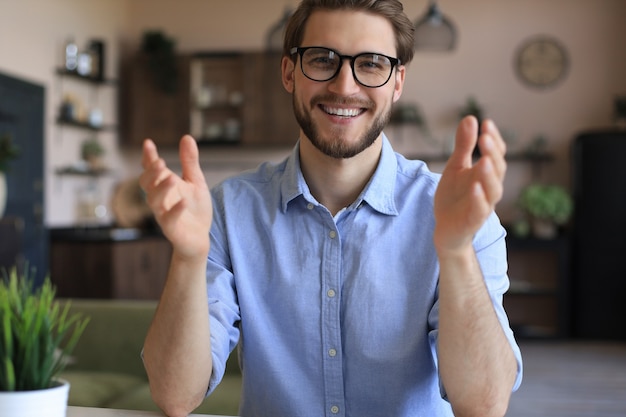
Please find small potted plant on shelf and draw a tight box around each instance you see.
[518,183,573,239]
[81,138,106,172]
[0,267,89,417]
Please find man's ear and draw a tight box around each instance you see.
[392,65,406,103]
[282,56,296,93]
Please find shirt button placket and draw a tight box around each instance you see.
[324,226,344,416]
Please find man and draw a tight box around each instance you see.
[141,1,522,416]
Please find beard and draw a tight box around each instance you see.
[293,91,392,159]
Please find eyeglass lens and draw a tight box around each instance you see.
[301,47,394,87]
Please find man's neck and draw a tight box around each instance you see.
[299,136,382,216]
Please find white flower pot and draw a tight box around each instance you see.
[0,171,6,218]
[0,379,69,417]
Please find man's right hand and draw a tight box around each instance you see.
[139,135,213,259]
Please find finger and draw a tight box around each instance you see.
[448,116,479,169]
[146,172,181,214]
[478,133,507,181]
[141,139,160,169]
[179,135,206,186]
[475,158,504,205]
[139,156,166,191]
[481,119,506,155]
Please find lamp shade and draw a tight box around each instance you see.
[414,0,457,51]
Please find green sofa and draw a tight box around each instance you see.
[58,299,242,416]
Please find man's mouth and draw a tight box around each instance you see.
[320,105,365,118]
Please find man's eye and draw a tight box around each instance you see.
[308,56,336,67]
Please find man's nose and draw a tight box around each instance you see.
[328,59,361,95]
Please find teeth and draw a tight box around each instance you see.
[323,106,361,117]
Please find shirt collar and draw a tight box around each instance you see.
[280,134,399,216]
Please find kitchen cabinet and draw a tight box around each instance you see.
[123,51,298,148]
[50,229,172,300]
[122,54,191,148]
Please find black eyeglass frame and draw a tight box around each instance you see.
[290,46,402,88]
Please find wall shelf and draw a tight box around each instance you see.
[56,117,115,132]
[55,68,117,85]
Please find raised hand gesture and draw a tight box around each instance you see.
[139,135,213,259]
[433,116,507,254]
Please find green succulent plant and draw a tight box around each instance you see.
[0,267,89,391]
[0,133,19,173]
[518,184,573,225]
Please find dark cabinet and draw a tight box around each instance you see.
[504,235,570,338]
[121,54,191,148]
[571,130,626,340]
[50,231,172,299]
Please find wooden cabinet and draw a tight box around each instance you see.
[50,231,172,299]
[123,51,298,148]
[121,54,191,148]
[504,235,570,338]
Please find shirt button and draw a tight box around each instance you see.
[328,348,337,357]
[330,405,340,414]
[327,289,336,298]
[329,230,337,239]
[307,203,314,210]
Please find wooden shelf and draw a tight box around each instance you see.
[56,68,117,85]
[55,166,110,177]
[56,117,116,132]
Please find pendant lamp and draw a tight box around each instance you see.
[413,0,457,52]
[265,7,293,52]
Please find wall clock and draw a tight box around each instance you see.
[514,35,569,89]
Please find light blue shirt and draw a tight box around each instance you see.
[206,135,523,417]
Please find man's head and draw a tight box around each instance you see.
[283,0,415,67]
[281,0,414,159]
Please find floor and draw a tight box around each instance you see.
[506,340,626,417]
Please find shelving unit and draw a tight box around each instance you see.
[55,67,117,136]
[504,234,570,338]
[189,53,244,144]
[123,51,299,149]
[54,67,118,225]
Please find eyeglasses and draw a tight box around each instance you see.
[290,46,401,88]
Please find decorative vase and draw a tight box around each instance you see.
[0,379,69,417]
[0,171,6,218]
[532,218,557,239]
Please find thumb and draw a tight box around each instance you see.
[179,135,205,185]
[448,116,479,168]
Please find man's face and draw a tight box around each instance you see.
[282,9,405,159]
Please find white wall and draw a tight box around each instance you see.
[0,0,130,226]
[1,0,625,226]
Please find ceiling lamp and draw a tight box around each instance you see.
[265,7,293,53]
[413,0,457,52]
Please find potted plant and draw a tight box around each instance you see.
[80,138,106,171]
[0,267,89,417]
[0,133,19,218]
[518,184,573,238]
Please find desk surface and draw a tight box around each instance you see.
[67,406,232,417]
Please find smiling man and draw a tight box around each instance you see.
[140,1,522,416]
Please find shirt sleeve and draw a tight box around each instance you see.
[205,198,242,396]
[428,212,524,401]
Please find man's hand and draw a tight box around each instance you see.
[139,135,213,259]
[433,116,507,254]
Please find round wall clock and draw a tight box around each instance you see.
[514,35,569,89]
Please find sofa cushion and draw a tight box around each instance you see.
[82,374,242,416]
[62,371,147,408]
